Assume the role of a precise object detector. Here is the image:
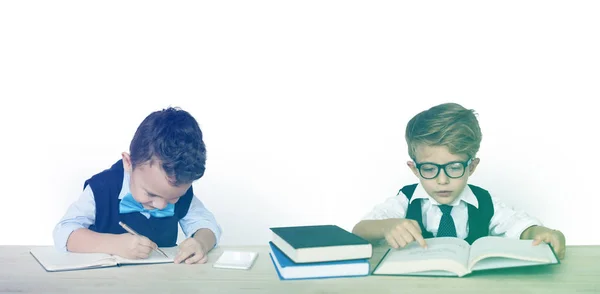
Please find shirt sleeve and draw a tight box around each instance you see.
[52,185,96,252]
[361,193,409,220]
[179,195,222,247]
[488,195,543,239]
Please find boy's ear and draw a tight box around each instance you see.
[468,158,480,175]
[407,161,420,177]
[122,152,133,173]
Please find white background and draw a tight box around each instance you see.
[1,1,598,247]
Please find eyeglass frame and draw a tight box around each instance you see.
[412,158,474,180]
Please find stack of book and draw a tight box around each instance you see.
[267,224,373,280]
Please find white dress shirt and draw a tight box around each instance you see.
[53,171,222,252]
[361,183,542,240]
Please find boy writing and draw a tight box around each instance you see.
[53,107,222,264]
[352,102,566,259]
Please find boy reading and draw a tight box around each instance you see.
[352,103,566,259]
[53,107,222,264]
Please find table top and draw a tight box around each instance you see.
[1,244,599,294]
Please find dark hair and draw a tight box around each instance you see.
[129,107,206,185]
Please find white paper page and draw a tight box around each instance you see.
[392,270,460,277]
[374,237,471,276]
[470,257,551,272]
[385,237,470,264]
[468,237,557,269]
[30,247,114,271]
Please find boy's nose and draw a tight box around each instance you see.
[436,170,450,184]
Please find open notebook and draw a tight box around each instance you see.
[30,246,179,272]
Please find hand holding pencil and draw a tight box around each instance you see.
[112,221,167,259]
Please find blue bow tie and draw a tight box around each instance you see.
[119,193,175,218]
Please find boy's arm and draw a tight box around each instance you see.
[192,228,217,252]
[520,225,557,239]
[54,185,157,259]
[173,195,221,264]
[352,219,404,242]
[173,227,217,264]
[53,185,97,252]
[67,228,158,259]
[66,228,122,254]
[487,195,544,239]
[178,195,222,248]
[352,195,408,241]
[487,194,566,258]
[53,186,121,255]
[351,194,426,248]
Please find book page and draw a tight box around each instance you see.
[469,256,554,272]
[30,247,115,272]
[114,247,178,265]
[373,237,471,276]
[468,236,558,270]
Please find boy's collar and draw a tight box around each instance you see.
[118,171,131,200]
[409,183,479,208]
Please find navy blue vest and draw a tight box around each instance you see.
[400,183,494,244]
[84,160,194,247]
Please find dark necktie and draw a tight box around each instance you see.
[437,205,457,237]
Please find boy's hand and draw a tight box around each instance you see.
[531,227,566,259]
[174,237,208,264]
[383,218,427,249]
[113,233,158,260]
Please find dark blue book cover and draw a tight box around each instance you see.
[269,225,369,249]
[268,242,370,280]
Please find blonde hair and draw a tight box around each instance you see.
[405,103,482,160]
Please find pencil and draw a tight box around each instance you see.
[118,221,169,258]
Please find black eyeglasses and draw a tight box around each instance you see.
[414,159,473,179]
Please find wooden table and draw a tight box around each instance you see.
[1,245,599,293]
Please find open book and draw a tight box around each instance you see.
[30,246,179,272]
[372,236,559,277]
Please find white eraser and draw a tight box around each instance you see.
[213,250,258,270]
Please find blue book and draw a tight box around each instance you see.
[268,242,370,280]
[270,224,372,263]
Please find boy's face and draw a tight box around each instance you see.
[407,145,479,205]
[122,153,192,210]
